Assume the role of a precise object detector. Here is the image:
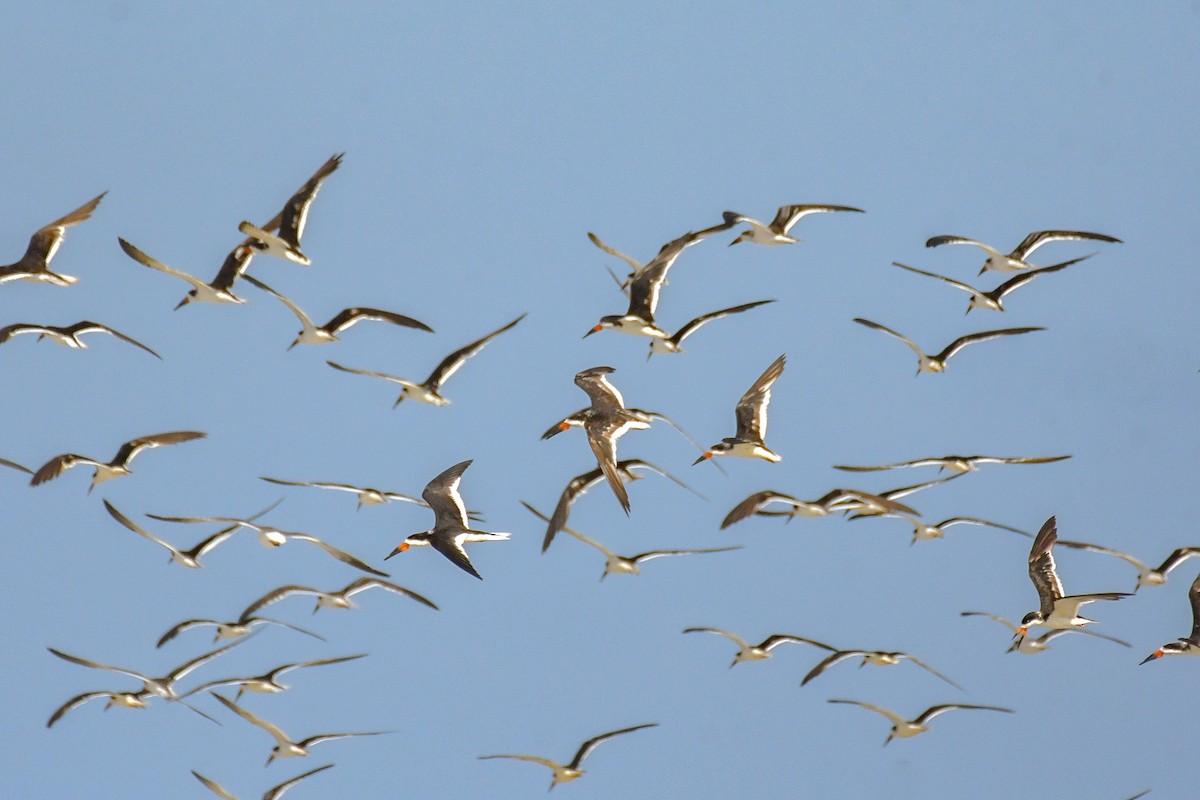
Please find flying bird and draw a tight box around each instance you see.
[238,153,344,265]
[385,460,510,579]
[925,228,1121,275]
[191,764,334,800]
[682,627,834,668]
[0,320,160,358]
[239,578,438,616]
[213,693,386,766]
[117,237,257,309]
[241,273,433,348]
[1054,541,1200,593]
[327,312,525,406]
[852,317,1044,374]
[890,255,1089,313]
[834,454,1071,473]
[646,299,776,358]
[723,204,864,246]
[155,616,322,649]
[801,648,961,690]
[887,515,1032,545]
[719,488,917,529]
[182,655,365,701]
[695,354,786,463]
[31,430,206,492]
[102,498,281,568]
[827,699,1011,745]
[567,366,654,514]
[959,611,1130,654]
[0,192,105,286]
[1140,571,1200,664]
[479,722,657,791]
[46,689,155,729]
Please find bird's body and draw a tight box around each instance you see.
[801,648,960,689]
[1,193,105,286]
[852,317,1044,374]
[118,237,257,308]
[1141,572,1200,664]
[683,627,834,668]
[696,354,785,463]
[566,366,655,514]
[925,229,1121,275]
[724,204,864,246]
[828,699,1011,744]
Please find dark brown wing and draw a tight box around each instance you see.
[574,366,625,412]
[111,431,206,468]
[422,460,472,529]
[425,313,525,391]
[324,308,434,335]
[1028,516,1064,616]
[585,418,631,515]
[733,354,785,442]
[276,153,344,247]
[720,490,797,529]
[1189,572,1200,641]
[16,192,106,269]
[544,467,605,552]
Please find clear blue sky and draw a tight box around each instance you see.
[3,4,1196,798]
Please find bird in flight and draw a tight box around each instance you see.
[479,722,657,791]
[1,192,105,286]
[31,430,206,492]
[723,204,864,246]
[852,317,1044,374]
[695,354,786,463]
[238,153,344,266]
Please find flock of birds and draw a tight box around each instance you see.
[7,152,1185,798]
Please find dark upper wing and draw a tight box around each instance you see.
[425,313,525,390]
[19,192,106,269]
[720,491,798,529]
[570,723,658,769]
[769,203,864,235]
[210,243,256,291]
[1028,516,1064,615]
[1009,229,1121,261]
[585,418,631,515]
[544,467,605,552]
[429,532,483,580]
[112,431,207,467]
[422,460,472,529]
[734,354,785,441]
[67,321,161,359]
[574,366,625,412]
[937,327,1044,363]
[668,299,775,346]
[276,153,344,247]
[1189,572,1200,640]
[324,307,434,335]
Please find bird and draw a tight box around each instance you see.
[681,627,835,668]
[925,229,1121,275]
[800,648,961,689]
[890,256,1089,313]
[852,318,1044,375]
[540,405,700,450]
[238,153,343,266]
[101,498,281,568]
[143,513,389,577]
[326,312,525,406]
[479,722,657,791]
[536,459,698,552]
[117,237,257,309]
[182,655,366,701]
[46,689,156,729]
[959,611,1130,654]
[1015,516,1131,643]
[719,488,919,529]
[695,354,786,463]
[1054,541,1200,592]
[0,321,160,358]
[833,454,1071,473]
[191,763,334,800]
[238,578,438,616]
[0,192,105,286]
[586,217,734,289]
[241,273,433,348]
[384,460,510,580]
[1140,571,1200,664]
[30,430,206,492]
[568,366,653,514]
[213,693,387,766]
[723,204,864,246]
[827,699,1011,745]
[155,616,323,649]
[646,299,776,358]
[886,515,1032,545]
[522,502,740,579]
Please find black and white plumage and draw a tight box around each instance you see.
[0,320,160,358]
[834,453,1071,473]
[890,255,1089,313]
[800,648,961,690]
[1015,516,1130,642]
[239,577,438,616]
[46,689,155,729]
[327,312,525,406]
[695,354,785,463]
[568,366,653,514]
[646,299,776,357]
[827,699,1012,745]
[238,153,344,265]
[0,192,105,286]
[182,655,365,701]
[118,237,257,309]
[536,459,698,553]
[959,611,1130,654]
[384,460,510,580]
[852,317,1044,375]
[241,274,433,348]
[890,515,1031,545]
[925,229,1121,275]
[155,616,323,650]
[682,627,835,668]
[479,723,657,791]
[101,498,282,568]
[214,693,387,766]
[31,430,206,492]
[724,204,864,246]
[1140,571,1200,663]
[719,488,918,529]
[191,763,334,800]
[1055,541,1200,593]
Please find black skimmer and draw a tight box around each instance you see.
[723,204,864,246]
[536,459,698,553]
[239,577,438,616]
[31,430,206,492]
[213,693,387,766]
[890,256,1090,313]
[101,498,281,568]
[585,218,733,291]
[327,312,525,407]
[1015,516,1131,643]
[384,460,510,580]
[886,515,1032,545]
[682,627,835,668]
[182,655,365,701]
[1054,541,1200,592]
[46,689,155,728]
[695,354,785,464]
[1140,571,1200,664]
[959,611,1130,654]
[0,456,31,475]
[144,512,389,577]
[718,488,918,529]
[0,192,105,286]
[567,366,654,514]
[925,229,1121,275]
[0,320,160,358]
[839,474,963,521]
[191,763,334,800]
[834,453,1071,473]
[827,699,1011,745]
[522,502,739,579]
[118,237,257,309]
[241,274,433,348]
[155,616,322,649]
[479,722,657,791]
[646,299,776,358]
[852,317,1044,375]
[800,647,961,689]
[259,475,487,519]
[238,153,343,266]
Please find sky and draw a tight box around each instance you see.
[2,3,1197,798]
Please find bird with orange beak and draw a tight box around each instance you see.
[694,354,785,465]
[1140,571,1200,664]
